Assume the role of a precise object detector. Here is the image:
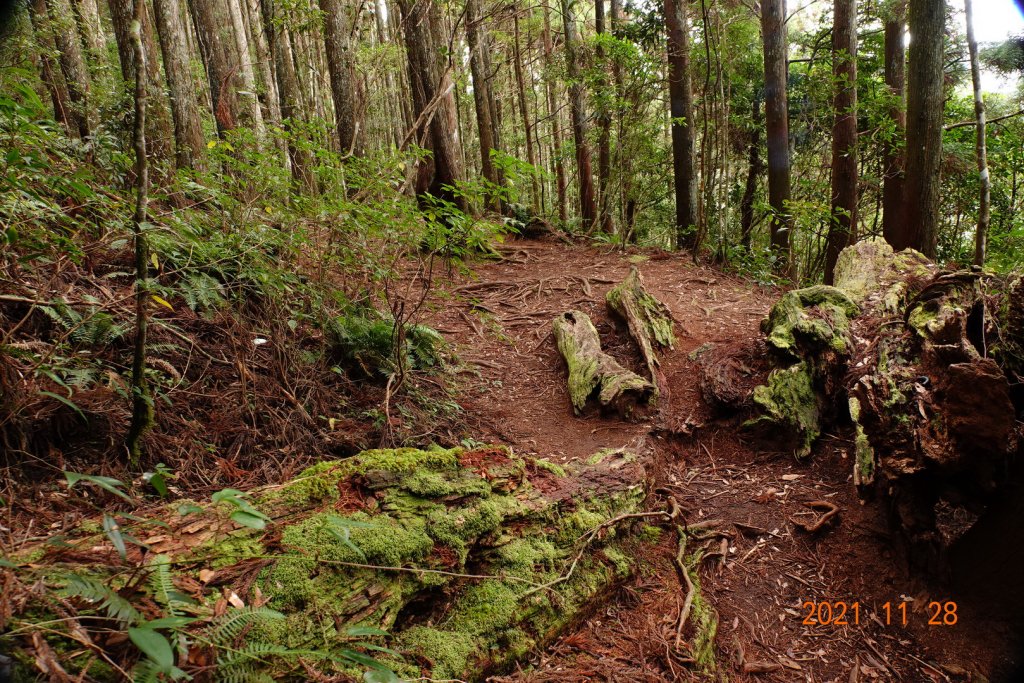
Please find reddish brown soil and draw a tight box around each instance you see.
[422,238,1023,682]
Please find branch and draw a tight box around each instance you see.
[945,107,1024,131]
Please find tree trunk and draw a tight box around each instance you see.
[320,0,362,155]
[397,0,467,210]
[264,0,317,192]
[606,267,676,394]
[595,0,612,234]
[153,0,206,169]
[740,94,763,250]
[466,0,502,209]
[190,0,254,134]
[245,0,286,150]
[824,0,858,285]
[127,0,153,464]
[760,0,793,273]
[71,0,106,59]
[47,0,92,140]
[882,2,907,248]
[226,0,265,138]
[900,0,945,257]
[513,9,541,216]
[965,0,990,267]
[560,0,598,231]
[108,0,174,163]
[542,3,568,224]
[29,0,74,133]
[665,0,698,249]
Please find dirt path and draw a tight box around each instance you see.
[422,238,1020,682]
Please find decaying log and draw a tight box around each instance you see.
[7,446,650,682]
[745,237,1023,560]
[553,310,655,415]
[606,267,676,385]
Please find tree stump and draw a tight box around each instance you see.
[605,267,676,384]
[552,310,655,415]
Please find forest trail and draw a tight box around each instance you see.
[418,238,1014,682]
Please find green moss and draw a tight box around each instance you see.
[834,237,895,301]
[762,285,859,358]
[638,524,663,542]
[532,458,566,477]
[427,499,504,557]
[205,533,266,569]
[398,627,478,679]
[848,397,875,486]
[746,362,821,457]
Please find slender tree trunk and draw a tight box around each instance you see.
[190,0,251,134]
[246,0,285,142]
[108,0,174,163]
[466,0,502,208]
[824,0,858,284]
[127,0,153,464]
[610,0,627,237]
[761,0,793,273]
[882,2,906,248]
[595,0,612,233]
[543,3,568,223]
[740,93,763,249]
[397,0,467,210]
[154,0,205,169]
[320,0,362,155]
[265,0,317,192]
[71,0,106,58]
[965,0,990,266]
[900,0,945,257]
[29,0,74,132]
[560,0,597,230]
[47,0,92,139]
[513,9,540,215]
[226,0,265,137]
[665,0,698,249]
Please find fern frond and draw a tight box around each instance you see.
[206,607,284,646]
[57,572,141,626]
[147,555,178,614]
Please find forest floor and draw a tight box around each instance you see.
[418,237,1022,683]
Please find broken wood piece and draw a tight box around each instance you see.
[606,267,677,387]
[791,500,840,532]
[552,310,655,416]
[744,661,784,674]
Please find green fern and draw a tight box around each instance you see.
[147,555,182,616]
[56,572,141,626]
[179,272,226,313]
[206,607,285,646]
[39,302,127,348]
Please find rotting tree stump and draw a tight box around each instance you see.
[605,267,676,388]
[742,237,1023,562]
[6,446,650,682]
[552,309,655,415]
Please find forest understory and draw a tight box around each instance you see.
[4,235,1023,682]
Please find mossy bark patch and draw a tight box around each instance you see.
[606,267,676,388]
[552,309,655,415]
[761,285,860,358]
[745,362,821,457]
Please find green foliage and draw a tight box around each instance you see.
[57,572,142,626]
[326,311,446,378]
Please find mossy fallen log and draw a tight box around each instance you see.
[552,310,655,415]
[5,446,649,682]
[743,237,1023,560]
[605,267,676,386]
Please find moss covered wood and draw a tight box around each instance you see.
[552,310,655,415]
[11,446,650,682]
[605,267,676,385]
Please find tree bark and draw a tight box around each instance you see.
[29,0,74,133]
[824,0,858,285]
[320,0,362,155]
[560,0,598,231]
[542,3,568,224]
[466,0,502,209]
[740,94,763,249]
[189,0,256,134]
[760,0,793,273]
[245,0,285,149]
[882,2,907,248]
[665,0,698,249]
[71,0,106,59]
[108,0,174,163]
[226,0,265,138]
[47,0,92,139]
[513,9,541,216]
[397,0,467,210]
[965,0,990,267]
[900,0,945,257]
[595,0,612,234]
[153,0,206,169]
